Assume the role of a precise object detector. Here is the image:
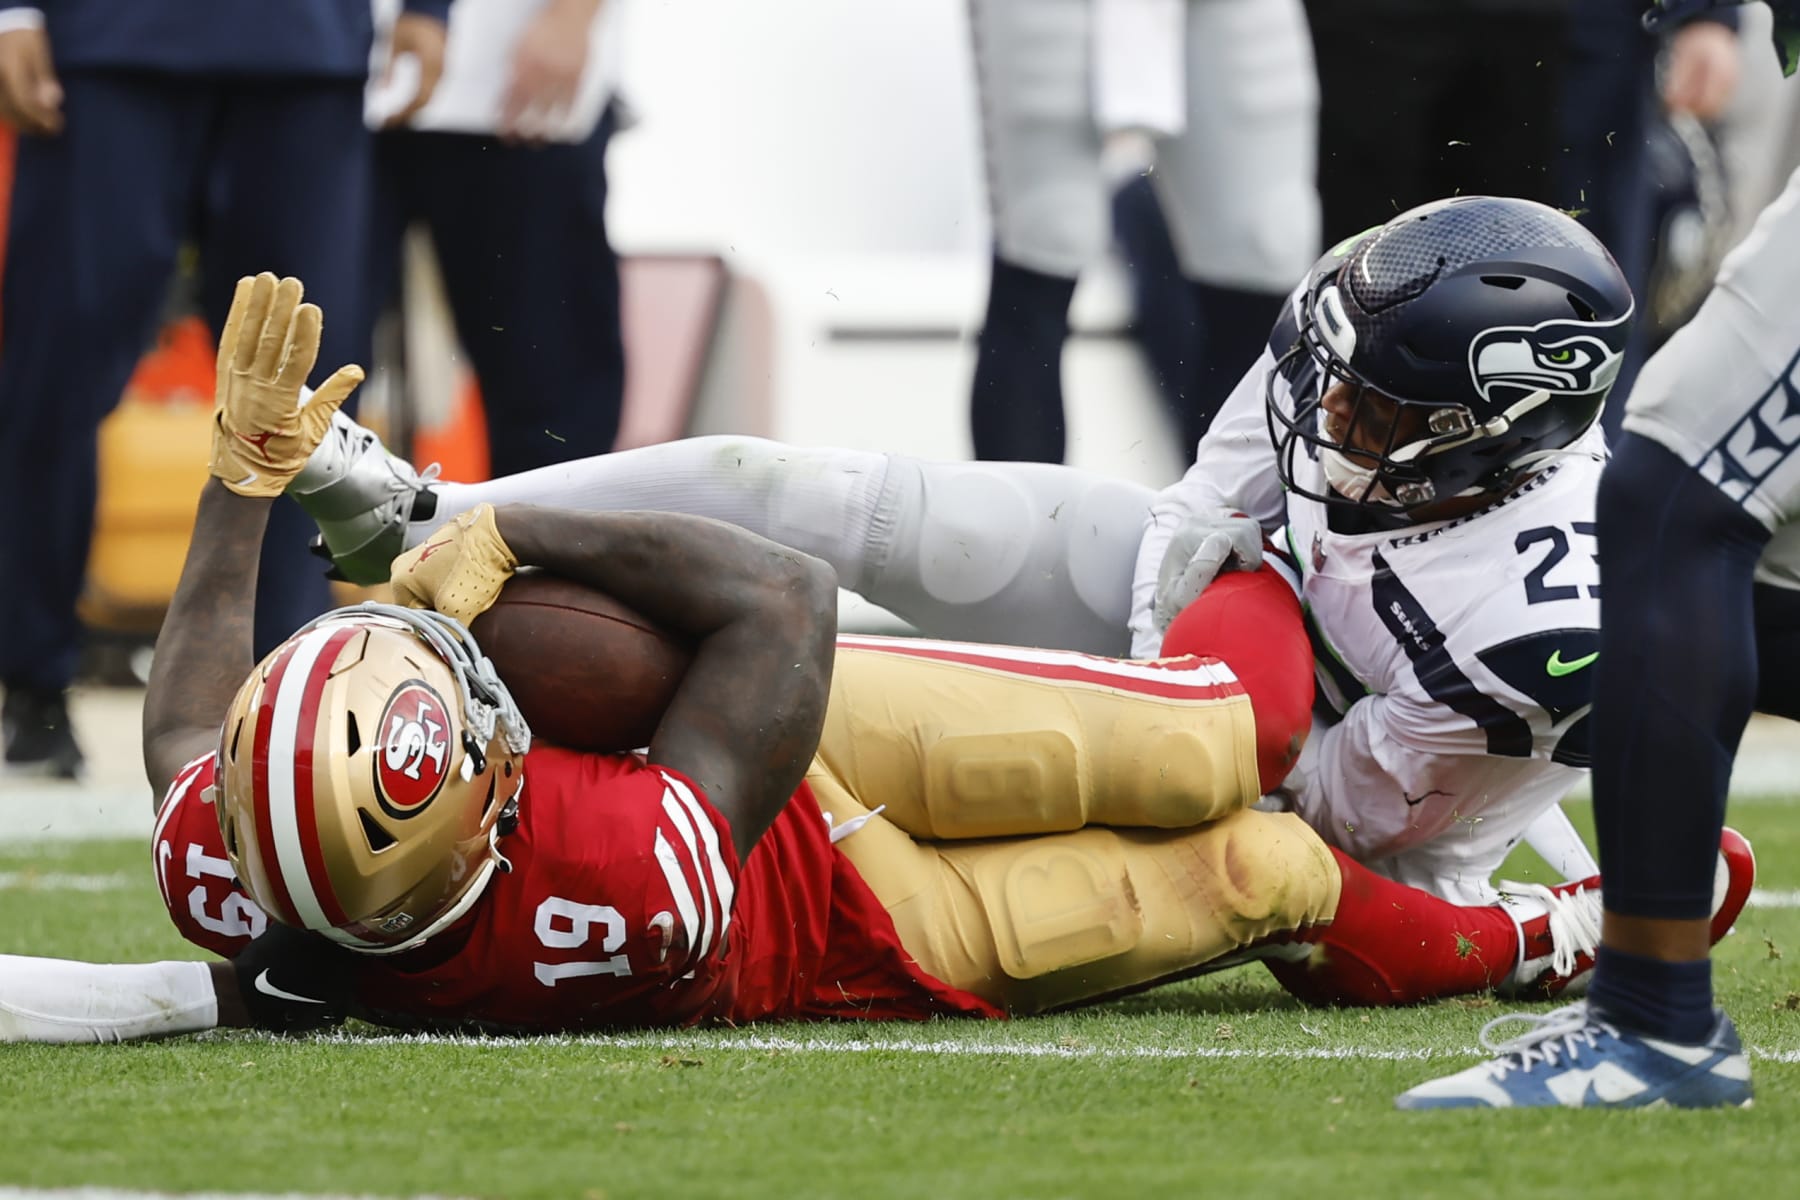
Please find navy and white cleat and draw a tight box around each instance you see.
[1395,1001,1753,1110]
[290,411,439,585]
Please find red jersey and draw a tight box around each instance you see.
[154,747,998,1030]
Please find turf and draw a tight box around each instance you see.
[3,798,1798,1200]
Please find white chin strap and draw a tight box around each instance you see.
[1319,445,1402,506]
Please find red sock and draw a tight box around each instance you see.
[1265,850,1521,1006]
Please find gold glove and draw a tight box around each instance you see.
[209,272,365,498]
[389,503,520,627]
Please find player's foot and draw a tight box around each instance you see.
[1499,827,1755,998]
[289,411,439,585]
[1,686,84,780]
[1395,1001,1752,1110]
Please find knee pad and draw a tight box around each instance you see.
[960,832,1145,980]
[924,729,1083,838]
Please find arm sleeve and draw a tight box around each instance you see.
[1128,346,1288,656]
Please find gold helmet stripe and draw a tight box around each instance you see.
[259,623,360,931]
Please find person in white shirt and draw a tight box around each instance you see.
[367,0,625,476]
[292,196,1746,935]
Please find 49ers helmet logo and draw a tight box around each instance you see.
[374,681,453,818]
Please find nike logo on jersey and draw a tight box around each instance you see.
[1545,650,1599,677]
[253,969,326,1005]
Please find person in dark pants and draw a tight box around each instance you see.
[1304,0,1568,246]
[0,0,449,778]
[369,0,624,478]
[1558,0,1740,438]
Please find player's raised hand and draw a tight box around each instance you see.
[209,272,365,498]
[389,503,520,627]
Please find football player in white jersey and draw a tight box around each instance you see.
[1397,4,1800,1110]
[293,196,1751,991]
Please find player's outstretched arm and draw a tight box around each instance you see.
[502,506,838,858]
[141,273,362,798]
[0,926,359,1044]
[390,502,837,858]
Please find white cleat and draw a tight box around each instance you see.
[289,411,439,584]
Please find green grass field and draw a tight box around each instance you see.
[3,796,1798,1200]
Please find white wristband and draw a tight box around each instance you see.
[0,9,46,36]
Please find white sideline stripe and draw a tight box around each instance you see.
[0,871,130,892]
[1750,888,1800,908]
[0,1191,468,1200]
[310,1030,1800,1063]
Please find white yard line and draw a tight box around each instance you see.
[0,872,131,892]
[310,1029,1800,1063]
[0,1192,465,1200]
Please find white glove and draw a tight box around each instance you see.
[1151,508,1264,638]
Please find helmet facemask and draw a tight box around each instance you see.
[217,603,532,956]
[1269,281,1491,512]
[1268,197,1633,519]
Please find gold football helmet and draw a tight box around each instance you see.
[215,603,531,954]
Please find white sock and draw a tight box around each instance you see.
[0,956,217,1044]
[417,436,892,592]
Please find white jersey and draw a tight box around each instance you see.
[1132,284,1607,903]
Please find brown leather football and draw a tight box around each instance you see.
[470,571,692,753]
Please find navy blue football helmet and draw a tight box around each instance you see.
[1268,196,1634,512]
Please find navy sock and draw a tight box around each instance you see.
[1588,946,1714,1043]
[970,256,1077,464]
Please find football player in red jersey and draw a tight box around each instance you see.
[0,273,1750,1043]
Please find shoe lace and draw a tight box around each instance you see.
[1508,879,1604,977]
[1477,1003,1618,1078]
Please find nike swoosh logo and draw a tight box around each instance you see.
[254,968,326,1005]
[1545,650,1598,677]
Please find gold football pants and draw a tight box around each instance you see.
[811,640,1342,1014]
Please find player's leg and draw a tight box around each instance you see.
[816,640,1261,838]
[416,118,626,475]
[813,784,1341,1015]
[298,430,1158,655]
[205,79,373,657]
[1397,170,1800,1110]
[1152,0,1319,446]
[965,0,1104,462]
[0,71,203,774]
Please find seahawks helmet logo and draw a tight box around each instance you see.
[1468,316,1627,403]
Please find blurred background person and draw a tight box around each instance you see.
[1559,0,1742,435]
[967,0,1319,464]
[1305,0,1569,243]
[367,0,624,478]
[0,0,447,777]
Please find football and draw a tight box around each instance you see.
[469,571,693,753]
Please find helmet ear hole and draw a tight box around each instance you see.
[359,809,398,853]
[223,815,240,859]
[228,717,245,764]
